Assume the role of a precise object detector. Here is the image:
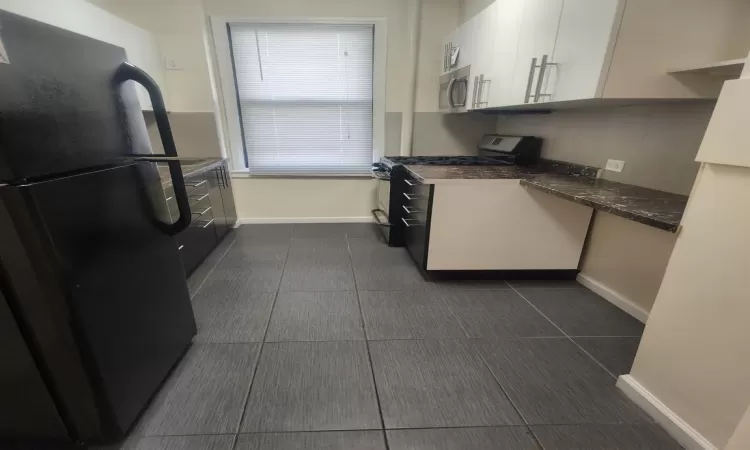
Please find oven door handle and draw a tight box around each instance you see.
[372,171,391,181]
[371,209,391,228]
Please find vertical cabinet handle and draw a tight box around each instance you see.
[524,57,538,104]
[472,75,480,108]
[534,54,558,103]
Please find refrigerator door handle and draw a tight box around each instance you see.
[114,62,191,235]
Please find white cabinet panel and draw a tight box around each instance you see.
[507,0,563,106]
[483,0,524,108]
[543,0,621,102]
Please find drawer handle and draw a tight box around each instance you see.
[202,218,215,229]
[192,206,211,216]
[189,193,209,202]
[178,244,184,250]
[403,193,423,201]
[166,196,173,201]
[185,180,207,188]
[404,179,420,186]
[401,218,420,228]
[402,205,421,214]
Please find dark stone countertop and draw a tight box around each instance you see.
[520,175,687,232]
[404,160,686,232]
[157,158,224,188]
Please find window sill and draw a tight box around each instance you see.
[230,170,374,179]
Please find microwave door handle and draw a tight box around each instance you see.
[454,77,467,107]
[114,62,191,235]
[447,78,458,108]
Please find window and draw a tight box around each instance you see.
[219,21,377,175]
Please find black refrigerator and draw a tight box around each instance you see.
[0,11,197,446]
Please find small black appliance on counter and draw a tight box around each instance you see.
[371,135,541,246]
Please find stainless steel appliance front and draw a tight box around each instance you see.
[439,65,471,113]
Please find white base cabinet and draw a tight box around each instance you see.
[404,179,593,271]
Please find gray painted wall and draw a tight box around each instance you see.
[495,102,716,195]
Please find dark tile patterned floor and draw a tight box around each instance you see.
[104,224,683,450]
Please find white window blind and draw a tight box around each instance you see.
[228,22,374,175]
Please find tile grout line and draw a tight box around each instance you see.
[190,235,238,300]
[232,235,293,438]
[345,233,391,450]
[505,282,620,380]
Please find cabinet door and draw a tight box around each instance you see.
[466,3,496,110]
[480,0,524,108]
[507,0,564,106]
[544,0,621,102]
[207,166,229,240]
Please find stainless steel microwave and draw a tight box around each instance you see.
[439,65,471,113]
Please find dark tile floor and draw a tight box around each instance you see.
[105,224,683,450]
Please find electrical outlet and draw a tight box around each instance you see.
[606,159,625,173]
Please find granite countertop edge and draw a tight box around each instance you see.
[404,162,686,233]
[519,178,684,233]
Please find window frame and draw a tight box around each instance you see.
[209,16,387,176]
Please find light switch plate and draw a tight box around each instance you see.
[164,58,183,70]
[606,159,625,172]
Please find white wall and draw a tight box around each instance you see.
[495,102,714,316]
[87,0,214,113]
[629,163,750,448]
[3,0,164,110]
[725,407,750,450]
[457,0,493,23]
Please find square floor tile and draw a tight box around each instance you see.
[359,291,467,340]
[289,237,350,255]
[279,254,355,292]
[119,435,235,450]
[517,288,645,337]
[439,290,562,338]
[265,291,365,342]
[477,339,652,425]
[241,341,381,432]
[532,424,684,449]
[235,431,386,450]
[508,279,583,290]
[349,240,428,291]
[214,245,288,271]
[369,339,523,429]
[574,337,641,376]
[291,223,380,239]
[192,280,275,343]
[425,279,513,290]
[187,235,236,298]
[235,224,295,240]
[138,344,260,436]
[386,427,538,450]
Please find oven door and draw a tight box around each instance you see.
[372,172,392,241]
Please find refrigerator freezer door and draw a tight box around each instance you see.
[0,163,196,443]
[0,289,68,441]
[0,11,152,182]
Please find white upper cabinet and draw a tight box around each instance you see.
[441,0,750,110]
[536,0,620,103]
[506,0,563,106]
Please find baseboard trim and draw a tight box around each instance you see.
[576,273,649,324]
[237,217,374,224]
[617,375,718,450]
